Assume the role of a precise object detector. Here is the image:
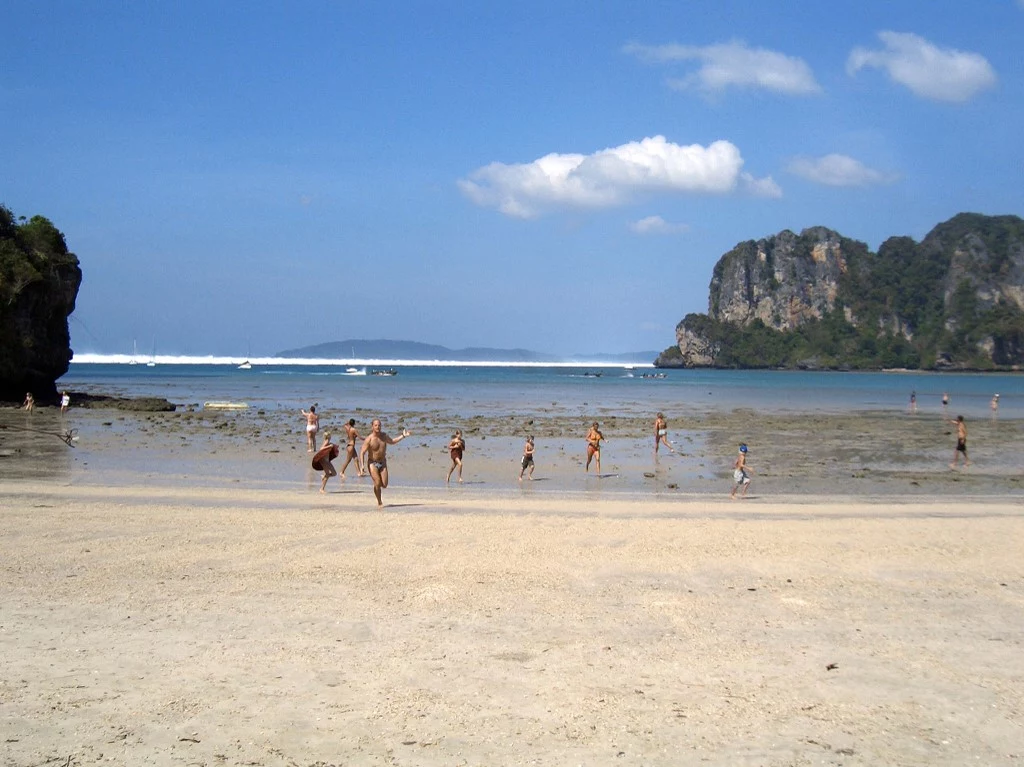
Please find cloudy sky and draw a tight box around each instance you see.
[2,0,1022,357]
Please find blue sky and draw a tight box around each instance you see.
[3,1,1023,358]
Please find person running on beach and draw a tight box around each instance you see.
[519,436,535,481]
[446,429,466,484]
[311,431,340,493]
[654,412,675,454]
[949,415,970,469]
[585,422,605,474]
[23,392,34,412]
[339,418,365,478]
[301,405,319,452]
[730,443,753,499]
[60,391,70,415]
[360,418,411,507]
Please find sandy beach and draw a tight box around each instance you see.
[2,405,1023,765]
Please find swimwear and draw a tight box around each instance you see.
[522,455,534,469]
[956,438,967,453]
[587,442,600,456]
[306,423,318,433]
[369,460,386,472]
[658,429,667,437]
[733,468,750,484]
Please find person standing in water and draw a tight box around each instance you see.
[519,436,535,481]
[653,412,675,454]
[949,415,970,469]
[730,443,753,499]
[301,405,319,452]
[340,418,365,478]
[446,429,466,484]
[360,418,411,507]
[585,422,605,474]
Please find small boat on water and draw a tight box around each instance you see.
[237,360,252,370]
[344,367,367,376]
[371,368,398,376]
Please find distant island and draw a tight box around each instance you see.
[656,212,1024,371]
[276,339,659,364]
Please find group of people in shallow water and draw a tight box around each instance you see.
[301,408,757,506]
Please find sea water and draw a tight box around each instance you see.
[58,362,1021,419]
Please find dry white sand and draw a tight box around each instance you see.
[2,479,1022,766]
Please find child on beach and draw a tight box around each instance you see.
[311,431,340,492]
[730,444,753,499]
[949,416,970,469]
[446,429,466,484]
[519,436,535,481]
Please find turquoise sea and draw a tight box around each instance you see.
[59,362,1021,420]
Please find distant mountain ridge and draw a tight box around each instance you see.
[276,339,658,364]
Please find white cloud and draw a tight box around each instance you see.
[786,153,899,187]
[630,215,690,235]
[624,40,821,96]
[741,172,783,198]
[459,136,776,218]
[847,31,996,102]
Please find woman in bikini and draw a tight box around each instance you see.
[446,429,466,483]
[340,418,365,477]
[585,422,604,474]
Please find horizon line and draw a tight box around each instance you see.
[71,354,656,369]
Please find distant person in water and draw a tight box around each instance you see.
[909,390,917,413]
[942,392,949,408]
[340,418,364,477]
[991,393,1000,413]
[60,391,70,415]
[585,422,605,474]
[949,415,970,469]
[22,392,34,412]
[653,412,674,454]
[360,418,411,507]
[301,405,319,452]
[519,436,535,481]
[311,431,339,493]
[446,429,466,484]
[730,443,753,499]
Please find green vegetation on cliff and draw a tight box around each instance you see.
[0,205,82,400]
[660,213,1024,370]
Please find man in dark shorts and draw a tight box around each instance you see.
[949,415,970,469]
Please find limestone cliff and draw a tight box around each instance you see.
[0,206,82,401]
[658,213,1024,370]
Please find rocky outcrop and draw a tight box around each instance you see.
[0,207,82,402]
[708,227,866,331]
[661,213,1024,369]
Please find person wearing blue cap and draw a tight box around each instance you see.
[730,443,753,499]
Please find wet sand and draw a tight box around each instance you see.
[1,406,1023,765]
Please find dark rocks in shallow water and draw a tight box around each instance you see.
[67,392,176,412]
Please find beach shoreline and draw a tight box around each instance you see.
[2,403,1023,764]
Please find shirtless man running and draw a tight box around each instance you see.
[301,405,319,452]
[360,418,411,507]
